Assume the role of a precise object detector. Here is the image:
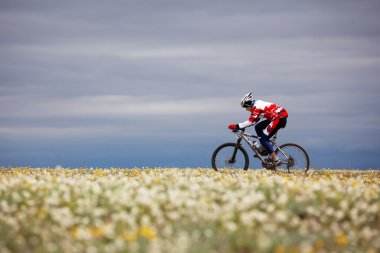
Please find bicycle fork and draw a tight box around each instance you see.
[229,138,243,163]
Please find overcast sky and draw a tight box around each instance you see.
[1,0,379,168]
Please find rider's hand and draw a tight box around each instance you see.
[228,124,240,131]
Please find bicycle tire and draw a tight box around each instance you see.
[275,143,310,172]
[211,143,249,171]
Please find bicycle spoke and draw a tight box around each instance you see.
[215,147,245,169]
[276,144,310,172]
[212,143,248,170]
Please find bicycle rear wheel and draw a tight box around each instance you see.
[211,143,249,171]
[275,143,310,172]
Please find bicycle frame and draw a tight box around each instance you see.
[232,129,289,165]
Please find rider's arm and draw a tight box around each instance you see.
[238,119,253,129]
[238,110,260,128]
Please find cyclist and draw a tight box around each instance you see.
[228,92,288,167]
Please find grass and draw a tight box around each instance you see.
[0,168,379,253]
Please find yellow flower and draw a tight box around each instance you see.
[274,245,286,253]
[139,226,156,240]
[70,227,79,238]
[366,248,377,253]
[289,246,300,253]
[96,170,104,176]
[90,227,104,238]
[313,239,324,249]
[123,231,137,241]
[335,233,348,246]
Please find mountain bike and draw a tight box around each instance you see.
[211,129,310,172]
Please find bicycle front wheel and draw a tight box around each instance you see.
[211,143,249,171]
[275,143,310,172]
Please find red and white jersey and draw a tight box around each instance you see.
[238,100,288,128]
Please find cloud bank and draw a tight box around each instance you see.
[1,0,380,168]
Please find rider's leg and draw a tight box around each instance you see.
[266,117,287,161]
[256,120,276,154]
[255,120,270,136]
[256,117,287,160]
[268,117,287,139]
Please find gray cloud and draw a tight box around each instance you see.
[1,0,380,168]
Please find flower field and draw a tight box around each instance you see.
[0,168,379,253]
